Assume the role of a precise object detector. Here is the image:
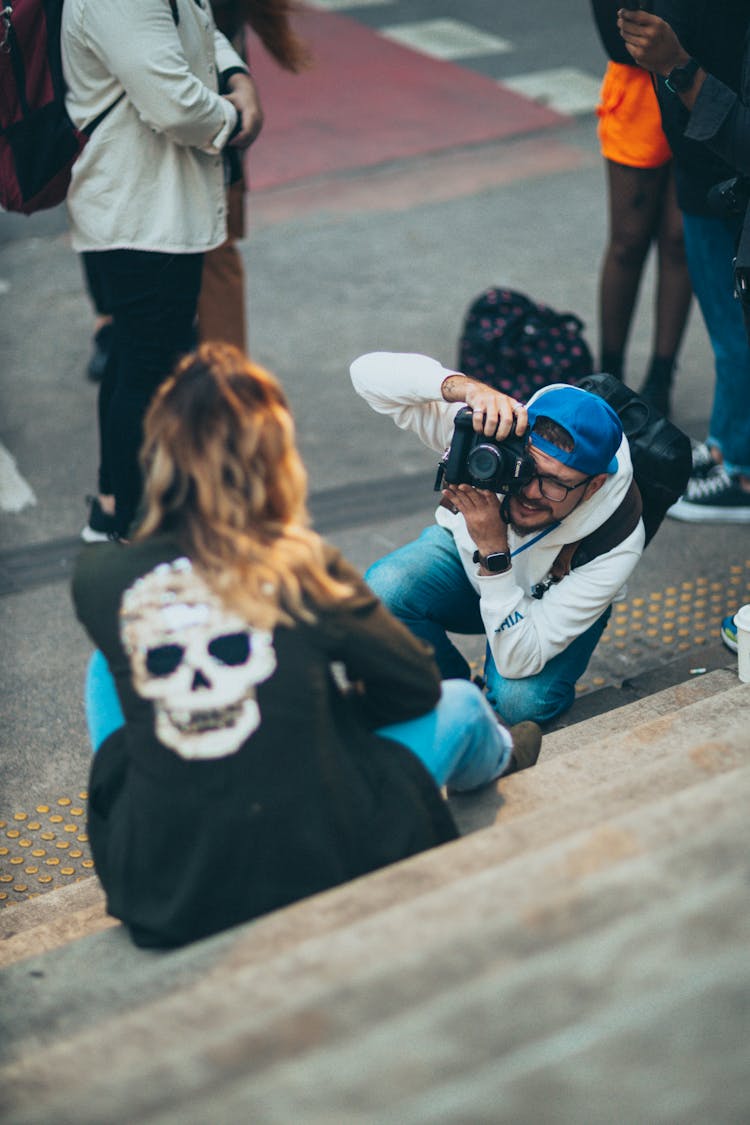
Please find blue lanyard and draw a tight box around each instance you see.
[510,521,560,559]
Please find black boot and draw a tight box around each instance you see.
[638,355,675,418]
[599,350,624,382]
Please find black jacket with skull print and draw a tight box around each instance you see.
[72,535,458,948]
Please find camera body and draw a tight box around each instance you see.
[435,406,536,494]
[708,175,750,219]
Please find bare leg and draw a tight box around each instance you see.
[639,165,693,415]
[598,159,665,381]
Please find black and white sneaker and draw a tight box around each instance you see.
[690,440,717,478]
[81,496,120,542]
[668,465,750,523]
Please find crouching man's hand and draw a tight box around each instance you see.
[440,372,528,440]
[442,483,509,562]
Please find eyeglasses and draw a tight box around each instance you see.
[525,471,593,503]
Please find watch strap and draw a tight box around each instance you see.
[473,548,512,573]
[665,57,699,95]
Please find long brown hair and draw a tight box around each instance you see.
[213,1,312,73]
[136,344,354,628]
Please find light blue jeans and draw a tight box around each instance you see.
[681,211,750,477]
[85,650,512,793]
[365,524,611,726]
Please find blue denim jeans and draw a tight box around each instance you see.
[85,651,512,792]
[365,524,611,726]
[681,212,750,476]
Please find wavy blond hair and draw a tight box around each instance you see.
[136,343,355,629]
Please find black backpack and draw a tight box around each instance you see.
[576,372,692,549]
[457,287,594,399]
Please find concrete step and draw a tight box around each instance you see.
[2,673,746,970]
[449,675,749,834]
[1,765,748,1123]
[0,877,111,969]
[543,666,738,757]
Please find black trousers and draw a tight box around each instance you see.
[83,249,203,536]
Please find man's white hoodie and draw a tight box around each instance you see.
[350,352,645,679]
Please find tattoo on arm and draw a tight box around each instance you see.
[441,374,466,402]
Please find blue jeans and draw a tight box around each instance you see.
[85,651,512,792]
[681,212,750,476]
[365,524,611,726]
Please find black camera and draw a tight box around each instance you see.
[707,175,750,219]
[435,406,536,493]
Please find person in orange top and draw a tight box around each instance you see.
[592,0,693,417]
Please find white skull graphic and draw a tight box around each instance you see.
[120,558,276,759]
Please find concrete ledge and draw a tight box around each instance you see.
[0,879,114,969]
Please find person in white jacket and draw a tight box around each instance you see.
[62,0,262,540]
[350,352,645,726]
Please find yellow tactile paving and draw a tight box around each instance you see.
[1,791,92,908]
[574,560,749,694]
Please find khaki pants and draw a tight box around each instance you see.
[197,179,247,352]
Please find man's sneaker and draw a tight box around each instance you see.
[667,465,750,523]
[690,439,718,478]
[721,614,739,654]
[81,496,120,542]
[502,721,543,776]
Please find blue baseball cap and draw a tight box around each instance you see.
[526,386,622,476]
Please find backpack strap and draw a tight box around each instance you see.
[549,480,643,582]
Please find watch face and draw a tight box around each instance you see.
[486,552,511,573]
[666,59,698,93]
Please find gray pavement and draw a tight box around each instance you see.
[0,2,747,851]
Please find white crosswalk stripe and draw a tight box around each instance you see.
[297,10,602,119]
[378,18,513,60]
[500,67,603,117]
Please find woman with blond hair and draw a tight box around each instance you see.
[591,0,693,417]
[72,344,538,949]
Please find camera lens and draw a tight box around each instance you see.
[467,443,505,486]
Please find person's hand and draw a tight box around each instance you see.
[225,73,264,149]
[617,8,690,75]
[441,372,528,440]
[442,484,509,555]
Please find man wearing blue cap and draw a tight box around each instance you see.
[350,352,645,732]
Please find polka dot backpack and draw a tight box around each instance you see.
[457,287,594,399]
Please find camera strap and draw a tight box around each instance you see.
[549,480,643,582]
[509,522,560,559]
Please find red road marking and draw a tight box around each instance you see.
[244,6,568,192]
[248,136,596,229]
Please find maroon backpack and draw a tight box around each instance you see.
[0,0,122,214]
